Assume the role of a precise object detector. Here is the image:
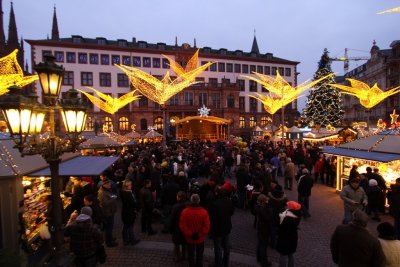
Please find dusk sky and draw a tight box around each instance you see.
[10,0,400,110]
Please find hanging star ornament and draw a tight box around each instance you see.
[390,109,399,125]
[78,87,141,115]
[330,78,400,109]
[0,49,38,96]
[198,105,210,117]
[377,7,400,14]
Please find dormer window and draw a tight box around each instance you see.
[96,38,107,45]
[157,43,166,50]
[118,39,127,47]
[72,35,83,44]
[203,47,211,53]
[219,49,227,55]
[138,41,147,48]
[235,50,243,56]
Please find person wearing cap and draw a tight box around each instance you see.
[276,201,302,267]
[366,179,383,222]
[377,222,400,267]
[330,209,385,267]
[339,177,368,224]
[64,212,104,266]
[179,194,210,267]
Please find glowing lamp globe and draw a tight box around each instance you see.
[34,54,64,102]
[60,89,87,136]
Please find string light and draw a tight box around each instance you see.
[78,87,141,115]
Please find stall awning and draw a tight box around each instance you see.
[322,146,400,163]
[29,156,119,177]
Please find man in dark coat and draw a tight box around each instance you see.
[330,209,386,267]
[98,180,118,247]
[169,191,188,262]
[161,176,180,233]
[296,168,314,219]
[120,180,140,246]
[140,179,156,235]
[389,177,400,239]
[255,194,273,267]
[208,187,235,267]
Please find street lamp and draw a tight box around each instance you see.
[0,55,87,266]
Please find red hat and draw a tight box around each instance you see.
[287,201,301,211]
[222,181,234,193]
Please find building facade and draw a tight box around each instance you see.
[25,9,299,138]
[341,40,400,125]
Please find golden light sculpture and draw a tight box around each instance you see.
[78,87,141,115]
[0,49,38,95]
[377,7,400,14]
[163,49,201,77]
[390,109,399,125]
[249,92,297,115]
[242,71,334,99]
[330,78,400,109]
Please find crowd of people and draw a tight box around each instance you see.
[60,139,400,267]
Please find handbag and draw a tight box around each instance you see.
[96,244,107,264]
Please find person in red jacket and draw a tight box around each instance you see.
[179,193,210,267]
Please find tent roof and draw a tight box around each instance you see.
[80,133,123,148]
[322,146,400,163]
[173,116,231,125]
[144,130,163,138]
[253,126,263,132]
[124,131,141,139]
[29,156,119,177]
[287,126,301,133]
[337,132,400,154]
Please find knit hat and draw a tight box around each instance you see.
[81,206,93,217]
[190,194,201,204]
[369,179,378,186]
[351,209,368,227]
[377,222,396,240]
[76,213,91,222]
[287,201,301,211]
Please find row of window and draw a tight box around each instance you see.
[239,116,271,128]
[44,50,292,76]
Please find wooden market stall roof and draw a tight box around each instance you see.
[172,116,231,125]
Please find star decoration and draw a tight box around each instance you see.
[390,109,399,125]
[198,105,210,117]
[377,119,387,129]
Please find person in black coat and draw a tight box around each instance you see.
[255,194,273,267]
[120,180,140,246]
[389,178,400,239]
[277,201,302,267]
[139,179,156,235]
[161,176,180,233]
[169,191,188,262]
[296,168,314,219]
[208,187,235,267]
[267,184,288,249]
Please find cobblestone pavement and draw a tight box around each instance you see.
[103,180,394,267]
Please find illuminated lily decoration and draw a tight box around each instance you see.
[330,78,400,109]
[377,7,400,14]
[78,87,141,115]
[0,49,38,95]
[163,49,202,78]
[249,92,298,115]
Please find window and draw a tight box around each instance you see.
[209,78,218,86]
[249,80,257,92]
[122,56,131,65]
[285,68,291,77]
[66,52,76,63]
[238,79,245,91]
[250,98,258,112]
[101,54,110,65]
[140,118,147,131]
[162,58,169,68]
[63,71,74,86]
[239,116,245,128]
[169,94,179,106]
[139,97,148,107]
[184,92,193,105]
[250,65,256,73]
[117,74,129,87]
[154,117,163,130]
[211,93,221,108]
[85,116,94,131]
[239,97,245,110]
[194,77,205,87]
[143,57,151,67]
[119,117,129,131]
[264,66,270,75]
[279,67,284,75]
[226,63,233,73]
[118,40,127,47]
[78,53,87,64]
[218,62,225,72]
[201,61,209,71]
[55,51,64,62]
[209,63,217,72]
[104,117,113,131]
[99,73,111,87]
[97,38,107,45]
[234,64,241,73]
[199,92,207,106]
[257,66,263,73]
[153,58,161,68]
[81,72,93,86]
[261,116,269,125]
[112,55,120,65]
[242,64,249,74]
[271,67,277,75]
[249,116,256,127]
[133,56,141,67]
[89,53,99,64]
[227,94,235,108]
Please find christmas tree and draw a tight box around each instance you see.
[302,49,344,127]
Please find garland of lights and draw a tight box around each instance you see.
[78,87,141,115]
[0,141,20,175]
[330,78,400,109]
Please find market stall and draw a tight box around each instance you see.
[322,129,400,191]
[80,132,124,155]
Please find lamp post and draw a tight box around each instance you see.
[0,55,87,266]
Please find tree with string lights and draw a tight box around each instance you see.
[302,49,344,127]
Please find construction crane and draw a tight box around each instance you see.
[329,48,369,73]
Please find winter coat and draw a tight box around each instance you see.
[120,189,138,225]
[97,186,117,217]
[330,223,386,267]
[169,200,188,244]
[314,159,325,173]
[389,184,400,216]
[208,196,234,238]
[139,187,154,211]
[179,205,210,244]
[255,204,273,241]
[267,191,288,227]
[285,162,296,179]
[297,174,314,197]
[276,209,301,255]
[340,184,368,210]
[366,185,383,211]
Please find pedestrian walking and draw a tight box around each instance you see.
[169,191,188,262]
[339,177,368,224]
[120,179,140,246]
[97,179,118,247]
[296,168,314,219]
[255,194,273,267]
